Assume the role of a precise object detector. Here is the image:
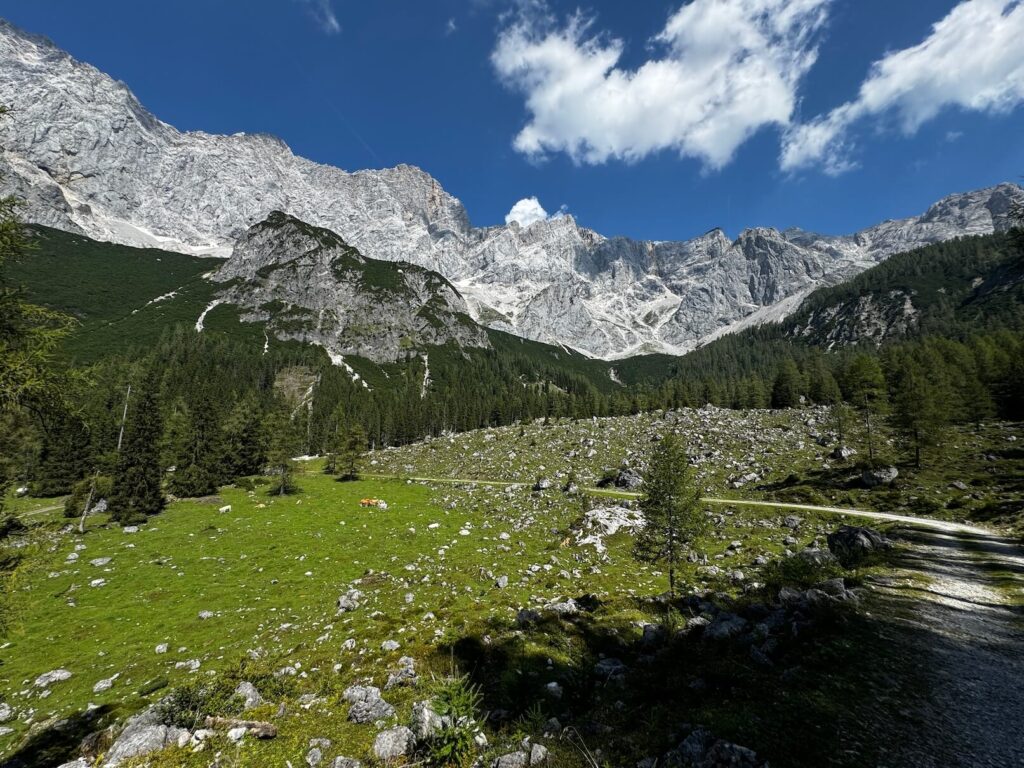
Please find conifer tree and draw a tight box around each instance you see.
[844,354,888,463]
[890,358,948,468]
[109,372,165,525]
[220,396,267,478]
[29,410,91,496]
[771,358,803,409]
[167,392,221,498]
[337,423,368,482]
[266,408,301,496]
[633,435,708,600]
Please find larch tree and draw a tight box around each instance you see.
[633,435,708,600]
[844,354,888,463]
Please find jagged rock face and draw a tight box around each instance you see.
[1,20,1022,359]
[214,213,488,363]
[790,291,920,347]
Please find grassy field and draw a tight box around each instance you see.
[2,408,1022,767]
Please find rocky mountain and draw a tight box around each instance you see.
[781,232,1024,348]
[210,213,488,364]
[1,19,1022,359]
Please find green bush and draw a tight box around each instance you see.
[424,674,484,767]
[763,553,844,593]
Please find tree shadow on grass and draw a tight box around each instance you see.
[433,593,910,768]
[0,704,115,768]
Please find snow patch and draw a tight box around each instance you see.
[327,350,370,390]
[195,299,226,332]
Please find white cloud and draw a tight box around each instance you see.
[297,0,341,35]
[506,197,550,227]
[446,18,458,36]
[781,0,1024,174]
[492,0,831,169]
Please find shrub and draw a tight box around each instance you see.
[0,515,27,540]
[763,553,844,593]
[424,674,484,767]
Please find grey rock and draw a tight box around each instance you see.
[234,681,264,710]
[594,657,628,681]
[343,686,395,724]
[827,525,890,566]
[103,719,190,767]
[35,669,72,687]
[336,588,363,613]
[704,613,748,641]
[529,742,549,764]
[331,759,363,768]
[794,548,839,569]
[493,751,530,768]
[862,466,899,488]
[373,726,415,761]
[410,699,443,741]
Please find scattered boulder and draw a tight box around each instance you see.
[704,613,748,641]
[384,656,417,689]
[862,466,899,488]
[344,685,395,724]
[827,525,890,566]
[373,726,415,761]
[614,468,644,490]
[337,588,363,613]
[102,709,190,767]
[410,699,444,741]
[35,669,72,688]
[234,681,264,710]
[794,548,839,569]
[830,445,856,461]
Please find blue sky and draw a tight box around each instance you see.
[3,0,1023,240]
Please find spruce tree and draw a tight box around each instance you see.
[771,358,803,409]
[29,410,91,496]
[221,396,267,478]
[109,373,165,525]
[633,435,708,600]
[266,408,301,496]
[890,358,948,468]
[337,423,368,482]
[167,392,221,498]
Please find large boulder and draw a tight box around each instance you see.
[861,466,898,488]
[827,525,890,566]
[102,717,190,767]
[615,468,644,490]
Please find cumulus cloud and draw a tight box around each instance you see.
[505,197,550,227]
[492,0,831,169]
[297,0,341,35]
[781,0,1024,174]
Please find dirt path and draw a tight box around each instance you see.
[870,526,1024,767]
[363,472,990,534]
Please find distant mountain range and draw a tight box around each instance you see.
[1,18,1022,360]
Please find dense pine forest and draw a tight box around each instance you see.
[3,192,1023,520]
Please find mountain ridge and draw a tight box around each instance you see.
[0,18,1021,359]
